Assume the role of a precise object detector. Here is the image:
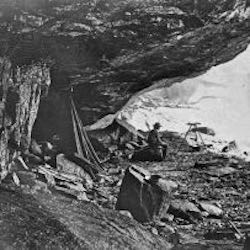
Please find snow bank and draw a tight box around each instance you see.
[119,45,250,160]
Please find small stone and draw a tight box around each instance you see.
[77,192,90,201]
[157,179,178,193]
[99,178,105,184]
[161,214,174,222]
[151,228,158,235]
[27,154,44,165]
[168,200,202,221]
[199,202,223,218]
[116,179,122,186]
[208,166,237,177]
[30,139,43,156]
[155,220,166,228]
[108,168,121,175]
[201,211,209,217]
[162,224,175,234]
[12,172,20,186]
[119,210,133,219]
[235,233,242,241]
[125,143,135,150]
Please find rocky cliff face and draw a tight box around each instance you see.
[1,0,250,144]
[0,58,50,179]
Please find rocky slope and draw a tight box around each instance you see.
[0,132,249,249]
[0,185,171,249]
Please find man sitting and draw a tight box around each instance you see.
[147,122,168,161]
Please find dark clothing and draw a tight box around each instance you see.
[131,145,167,162]
[149,145,167,161]
[147,129,168,161]
[148,129,162,147]
[131,129,168,162]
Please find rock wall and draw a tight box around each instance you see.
[0,57,50,180]
[2,0,250,142]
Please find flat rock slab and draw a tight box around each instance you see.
[168,200,202,222]
[56,154,94,188]
[157,179,178,192]
[206,166,237,177]
[199,202,223,218]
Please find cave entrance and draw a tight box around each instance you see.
[32,67,101,154]
[32,69,75,153]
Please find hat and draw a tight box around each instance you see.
[153,122,161,129]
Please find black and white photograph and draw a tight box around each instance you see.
[0,0,249,249]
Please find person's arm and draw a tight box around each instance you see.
[157,132,167,146]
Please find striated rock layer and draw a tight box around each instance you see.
[0,58,50,179]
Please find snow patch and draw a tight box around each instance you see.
[120,45,250,160]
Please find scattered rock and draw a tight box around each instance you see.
[157,178,178,192]
[107,168,122,175]
[116,179,123,187]
[26,153,44,165]
[12,172,20,186]
[14,171,37,187]
[119,210,133,219]
[206,166,237,177]
[201,211,209,218]
[161,214,174,223]
[199,202,223,218]
[194,160,220,169]
[77,192,89,201]
[30,139,43,156]
[155,220,167,228]
[30,180,51,194]
[168,200,202,222]
[125,143,135,150]
[108,145,118,153]
[152,227,158,235]
[44,171,56,186]
[224,190,241,196]
[40,141,54,155]
[162,224,175,235]
[159,224,179,245]
[228,158,240,168]
[56,154,94,189]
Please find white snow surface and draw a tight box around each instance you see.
[119,45,250,159]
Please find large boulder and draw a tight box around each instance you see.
[116,165,177,222]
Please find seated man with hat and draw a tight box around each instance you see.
[147,122,168,161]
